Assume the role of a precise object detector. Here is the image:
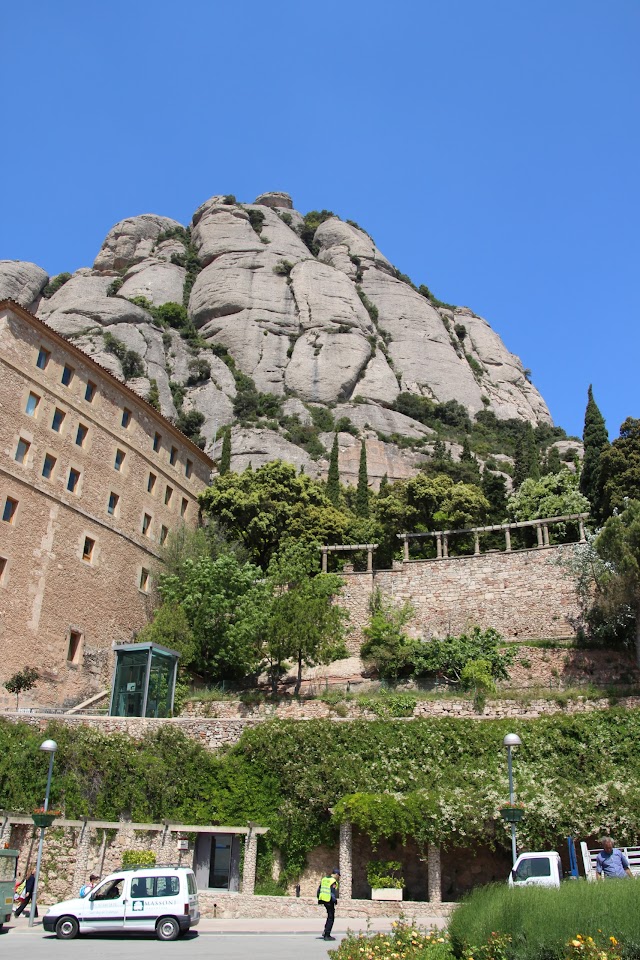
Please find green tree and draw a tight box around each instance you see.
[265,543,348,695]
[415,627,514,684]
[580,385,609,520]
[327,433,341,506]
[542,445,563,476]
[219,428,231,476]
[481,470,508,523]
[595,500,640,665]
[360,589,418,680]
[599,418,640,520]
[507,469,590,539]
[356,440,370,518]
[4,667,39,709]
[199,461,352,569]
[158,554,271,682]
[513,423,540,488]
[136,603,195,664]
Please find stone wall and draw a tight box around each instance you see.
[341,545,583,653]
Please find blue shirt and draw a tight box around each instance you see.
[596,848,630,878]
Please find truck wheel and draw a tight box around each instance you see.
[156,917,180,941]
[55,916,79,940]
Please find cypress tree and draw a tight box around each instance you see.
[580,385,609,520]
[378,473,390,497]
[219,428,231,475]
[542,445,563,476]
[513,422,540,488]
[327,433,340,505]
[356,439,369,517]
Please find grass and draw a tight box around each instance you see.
[448,881,640,960]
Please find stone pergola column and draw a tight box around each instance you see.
[339,821,353,900]
[535,524,543,547]
[242,829,258,895]
[427,843,442,903]
[542,523,550,546]
[321,549,328,573]
[436,535,442,559]
[72,819,92,895]
[579,517,586,542]
[504,527,511,552]
[366,547,374,573]
[474,532,480,555]
[0,816,11,845]
[443,536,449,559]
[403,536,410,562]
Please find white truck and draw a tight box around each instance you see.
[508,842,640,887]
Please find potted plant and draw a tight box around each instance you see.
[367,860,404,901]
[32,806,60,828]
[499,803,525,823]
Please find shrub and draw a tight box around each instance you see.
[176,409,206,448]
[147,379,160,411]
[187,358,211,385]
[103,332,144,381]
[366,859,404,889]
[300,209,335,255]
[121,849,156,869]
[247,209,265,235]
[42,272,72,298]
[331,921,451,960]
[223,194,236,205]
[106,277,124,297]
[357,286,379,324]
[273,259,294,276]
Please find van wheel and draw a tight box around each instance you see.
[55,916,79,940]
[156,917,180,941]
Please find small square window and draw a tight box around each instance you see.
[76,423,88,447]
[107,492,119,516]
[61,364,75,386]
[26,392,41,416]
[36,347,50,370]
[180,498,188,518]
[114,449,125,471]
[82,536,95,562]
[15,438,30,464]
[2,498,18,524]
[164,485,173,506]
[139,568,150,592]
[67,468,80,493]
[148,472,156,494]
[170,445,178,466]
[42,453,57,479]
[142,513,152,536]
[185,459,193,479]
[159,525,169,546]
[0,557,6,583]
[67,630,83,664]
[153,432,161,452]
[122,408,132,428]
[52,408,66,432]
[85,380,97,402]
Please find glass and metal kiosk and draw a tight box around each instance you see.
[109,642,180,718]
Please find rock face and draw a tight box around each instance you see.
[1,191,560,484]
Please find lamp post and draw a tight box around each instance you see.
[503,733,521,867]
[29,739,57,928]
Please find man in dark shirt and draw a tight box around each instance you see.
[14,871,37,917]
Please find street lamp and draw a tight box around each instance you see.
[503,733,521,867]
[29,739,57,928]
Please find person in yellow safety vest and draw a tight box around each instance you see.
[317,868,340,940]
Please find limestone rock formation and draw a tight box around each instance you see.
[2,190,566,487]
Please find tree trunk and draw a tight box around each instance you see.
[295,650,303,696]
[635,600,640,668]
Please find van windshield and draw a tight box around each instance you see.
[92,878,124,900]
[515,858,551,881]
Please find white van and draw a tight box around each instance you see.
[43,867,199,940]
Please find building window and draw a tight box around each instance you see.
[36,347,50,370]
[76,423,88,447]
[164,485,173,506]
[15,438,30,464]
[142,513,152,536]
[52,408,66,432]
[122,407,132,428]
[85,380,97,402]
[67,630,83,664]
[0,557,6,584]
[181,498,188,518]
[159,525,168,545]
[67,468,81,494]
[2,498,18,524]
[153,432,161,452]
[42,453,57,479]
[185,459,193,478]
[170,445,178,465]
[139,568,150,592]
[147,472,157,494]
[107,492,119,516]
[26,392,41,416]
[114,449,125,471]
[82,537,95,563]
[61,364,75,386]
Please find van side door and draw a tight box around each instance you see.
[83,877,126,931]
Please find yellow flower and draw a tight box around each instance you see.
[571,940,582,947]
[610,937,618,945]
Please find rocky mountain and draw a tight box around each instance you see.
[0,191,562,487]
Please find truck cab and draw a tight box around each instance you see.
[509,851,562,888]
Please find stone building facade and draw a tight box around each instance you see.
[0,300,213,708]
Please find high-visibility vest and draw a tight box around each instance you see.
[318,876,334,902]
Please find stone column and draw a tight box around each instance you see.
[579,518,586,543]
[367,547,373,573]
[72,820,92,894]
[427,843,442,903]
[242,831,258,895]
[339,821,353,900]
[542,524,550,546]
[321,549,328,573]
[504,527,511,552]
[403,537,409,562]
[436,536,442,559]
[474,532,480,555]
[535,524,543,547]
[443,536,449,559]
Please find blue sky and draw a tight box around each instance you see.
[2,1,637,438]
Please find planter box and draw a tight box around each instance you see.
[32,813,56,828]
[500,807,524,823]
[371,888,403,901]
